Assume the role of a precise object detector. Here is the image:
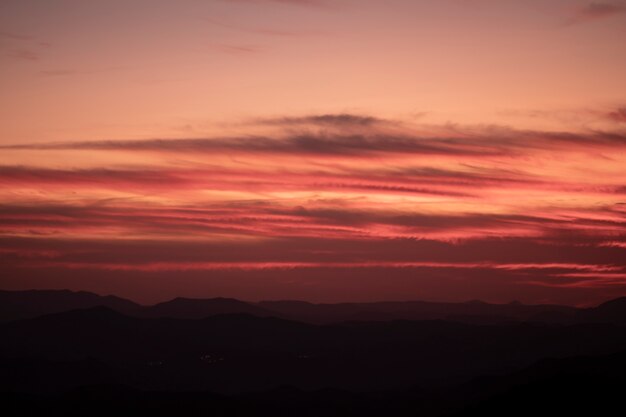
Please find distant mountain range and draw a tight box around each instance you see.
[0,290,140,321]
[2,304,626,393]
[2,289,626,416]
[2,289,626,325]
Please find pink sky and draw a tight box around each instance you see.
[1,0,625,305]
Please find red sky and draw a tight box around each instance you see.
[1,0,625,305]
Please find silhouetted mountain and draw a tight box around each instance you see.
[448,350,626,416]
[140,297,277,319]
[579,296,626,324]
[6,289,626,325]
[2,348,625,416]
[0,290,140,322]
[2,307,626,394]
[3,293,626,416]
[257,299,578,324]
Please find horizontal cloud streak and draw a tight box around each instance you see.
[224,0,329,6]
[254,113,386,127]
[22,260,623,273]
[0,135,501,157]
[3,125,625,159]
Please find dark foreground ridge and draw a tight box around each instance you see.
[1,290,626,416]
[3,350,625,417]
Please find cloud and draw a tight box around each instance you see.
[256,113,385,127]
[0,166,192,189]
[206,17,320,37]
[0,197,623,243]
[223,0,329,7]
[0,163,571,204]
[607,107,626,123]
[0,31,33,41]
[20,259,623,273]
[214,44,261,54]
[37,66,128,77]
[0,134,501,157]
[1,113,625,304]
[4,233,626,303]
[38,69,80,77]
[567,2,626,25]
[499,106,626,128]
[0,31,51,61]
[5,49,39,61]
[3,223,625,304]
[3,122,625,158]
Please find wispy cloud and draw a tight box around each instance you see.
[38,69,79,77]
[206,17,321,37]
[0,30,33,41]
[37,66,129,78]
[567,2,626,25]
[5,48,39,61]
[607,107,626,123]
[213,43,261,54]
[4,123,625,156]
[0,30,51,61]
[254,113,387,127]
[223,0,329,7]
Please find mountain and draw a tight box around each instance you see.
[2,307,626,393]
[2,297,626,416]
[2,289,625,325]
[448,349,626,416]
[0,290,140,322]
[257,299,578,324]
[139,297,277,319]
[579,296,626,324]
[3,351,624,417]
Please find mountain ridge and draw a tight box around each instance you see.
[2,289,625,325]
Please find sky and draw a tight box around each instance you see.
[1,0,625,305]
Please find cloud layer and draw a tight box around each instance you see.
[1,114,625,304]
